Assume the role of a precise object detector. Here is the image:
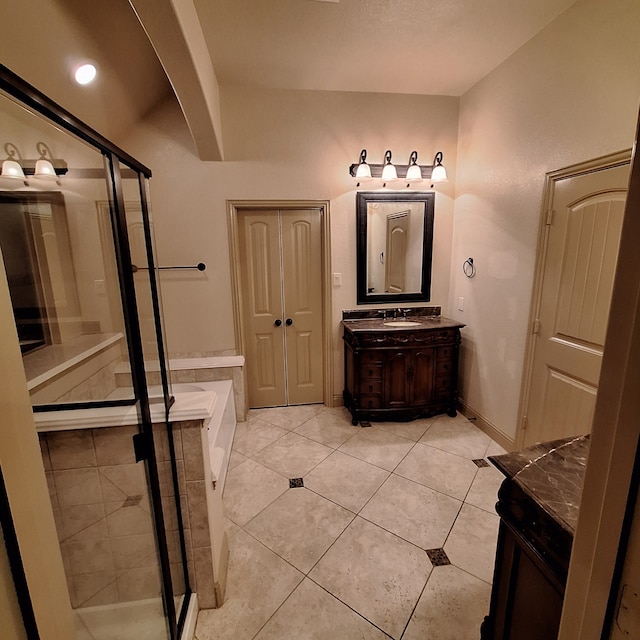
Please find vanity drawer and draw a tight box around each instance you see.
[359,380,382,395]
[434,375,454,397]
[361,351,383,365]
[436,358,454,376]
[359,362,383,379]
[359,395,382,410]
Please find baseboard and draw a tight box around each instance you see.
[332,394,344,408]
[458,400,515,452]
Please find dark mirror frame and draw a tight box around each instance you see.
[356,191,435,304]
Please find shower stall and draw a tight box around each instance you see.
[0,65,192,639]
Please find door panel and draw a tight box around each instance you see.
[536,368,597,443]
[555,194,625,347]
[524,163,629,446]
[239,211,286,407]
[281,210,323,405]
[385,212,408,293]
[240,208,323,408]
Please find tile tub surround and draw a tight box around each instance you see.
[113,355,247,421]
[40,425,162,608]
[36,380,237,616]
[197,406,505,640]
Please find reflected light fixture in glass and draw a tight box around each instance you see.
[34,142,57,179]
[1,143,25,180]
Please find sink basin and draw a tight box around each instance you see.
[383,320,422,327]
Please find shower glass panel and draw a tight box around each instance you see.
[120,164,189,627]
[0,96,135,406]
[0,65,190,640]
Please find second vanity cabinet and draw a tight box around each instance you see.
[343,311,464,424]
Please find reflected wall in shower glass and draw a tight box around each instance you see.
[0,92,135,406]
[119,167,171,401]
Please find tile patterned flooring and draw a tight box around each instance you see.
[195,405,506,640]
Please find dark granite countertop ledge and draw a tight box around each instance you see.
[342,307,465,332]
[490,434,590,535]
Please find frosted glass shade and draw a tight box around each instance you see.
[381,162,397,181]
[1,159,25,180]
[355,162,372,179]
[431,163,448,182]
[405,163,422,181]
[35,159,57,179]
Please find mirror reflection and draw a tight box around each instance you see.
[356,191,434,304]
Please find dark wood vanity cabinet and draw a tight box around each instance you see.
[343,317,464,425]
[482,436,589,640]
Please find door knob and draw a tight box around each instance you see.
[274,319,282,327]
[286,318,293,326]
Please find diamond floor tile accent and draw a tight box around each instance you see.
[426,548,451,567]
[289,478,304,488]
[473,458,490,467]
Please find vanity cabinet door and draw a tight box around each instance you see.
[384,350,412,408]
[384,348,436,408]
[411,348,436,406]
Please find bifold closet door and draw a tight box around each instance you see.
[239,209,323,408]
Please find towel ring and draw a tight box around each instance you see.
[463,258,475,278]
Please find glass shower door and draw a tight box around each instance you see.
[0,65,190,640]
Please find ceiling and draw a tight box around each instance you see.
[1,0,579,157]
[193,0,578,96]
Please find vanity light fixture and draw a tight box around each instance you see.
[430,151,448,182]
[1,143,26,180]
[349,149,447,187]
[405,151,423,182]
[0,142,68,181]
[354,149,372,184]
[380,150,398,183]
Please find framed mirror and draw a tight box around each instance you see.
[356,191,435,304]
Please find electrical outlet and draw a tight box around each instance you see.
[458,296,464,311]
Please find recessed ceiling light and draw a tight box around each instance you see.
[73,63,97,86]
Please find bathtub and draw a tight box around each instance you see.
[35,379,237,497]
[170,380,237,493]
[34,379,237,637]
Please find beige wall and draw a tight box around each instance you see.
[123,88,460,399]
[0,251,75,638]
[450,0,640,442]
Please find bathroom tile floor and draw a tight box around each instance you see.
[195,405,507,640]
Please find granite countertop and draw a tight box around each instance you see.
[489,434,590,535]
[342,307,465,332]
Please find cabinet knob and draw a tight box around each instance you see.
[274,319,282,327]
[286,318,293,326]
